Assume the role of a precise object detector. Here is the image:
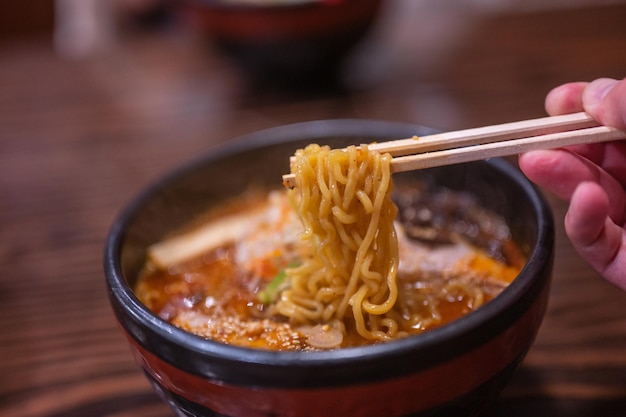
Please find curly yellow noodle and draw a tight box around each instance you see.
[276,144,400,342]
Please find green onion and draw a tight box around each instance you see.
[257,267,292,305]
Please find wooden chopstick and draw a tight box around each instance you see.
[282,112,626,188]
[365,111,599,156]
[390,124,625,173]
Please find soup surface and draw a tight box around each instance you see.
[135,181,526,351]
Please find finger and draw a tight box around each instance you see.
[558,142,626,187]
[565,182,626,291]
[545,82,588,116]
[518,149,626,224]
[582,77,626,129]
[544,78,626,184]
[590,142,626,186]
[518,150,580,200]
[557,78,626,184]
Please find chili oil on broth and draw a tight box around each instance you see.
[134,182,525,351]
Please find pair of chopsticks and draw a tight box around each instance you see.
[282,112,626,188]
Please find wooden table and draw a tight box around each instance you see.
[2,2,625,416]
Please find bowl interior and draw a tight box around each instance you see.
[118,120,542,282]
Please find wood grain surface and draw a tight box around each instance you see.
[2,2,626,416]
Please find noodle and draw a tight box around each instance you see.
[275,144,400,342]
[136,145,525,350]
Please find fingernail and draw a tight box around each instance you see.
[583,78,618,113]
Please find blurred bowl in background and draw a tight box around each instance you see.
[176,0,385,88]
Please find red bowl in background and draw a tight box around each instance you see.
[176,0,385,87]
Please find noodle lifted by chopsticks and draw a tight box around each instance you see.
[276,144,401,342]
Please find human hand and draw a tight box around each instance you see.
[518,78,626,291]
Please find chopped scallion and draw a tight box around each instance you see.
[258,264,296,305]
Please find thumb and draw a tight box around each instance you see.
[582,77,626,129]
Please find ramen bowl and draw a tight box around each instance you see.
[104,119,554,417]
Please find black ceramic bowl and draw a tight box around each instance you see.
[104,120,554,417]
